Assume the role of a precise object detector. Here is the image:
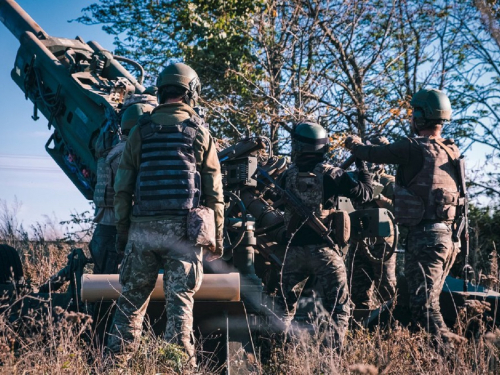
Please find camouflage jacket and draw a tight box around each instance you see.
[114,102,224,239]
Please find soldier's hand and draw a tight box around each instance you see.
[344,135,363,150]
[355,157,367,170]
[204,249,221,262]
[203,238,224,262]
[115,232,129,255]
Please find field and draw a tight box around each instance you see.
[1,218,500,374]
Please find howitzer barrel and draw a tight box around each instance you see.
[0,0,45,41]
[0,0,147,199]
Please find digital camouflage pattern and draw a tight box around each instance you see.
[405,222,458,336]
[107,219,202,366]
[349,134,462,340]
[94,140,126,224]
[349,242,397,309]
[91,140,126,274]
[281,244,350,346]
[94,157,116,209]
[349,171,397,309]
[283,162,340,230]
[187,206,216,253]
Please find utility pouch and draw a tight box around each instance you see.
[187,206,216,252]
[331,210,351,246]
[434,188,459,221]
[322,209,350,246]
[394,184,425,226]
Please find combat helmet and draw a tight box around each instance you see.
[291,122,328,160]
[410,88,452,134]
[156,63,201,107]
[121,103,155,134]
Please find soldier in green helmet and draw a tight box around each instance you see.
[345,88,465,346]
[90,100,156,274]
[108,63,224,367]
[278,121,372,348]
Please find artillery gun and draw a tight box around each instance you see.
[1,0,499,372]
[0,0,145,199]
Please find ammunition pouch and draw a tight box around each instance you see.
[434,188,459,221]
[331,210,351,246]
[394,184,425,226]
[187,206,216,252]
[322,209,351,247]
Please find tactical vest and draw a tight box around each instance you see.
[93,141,126,208]
[283,162,340,230]
[394,137,460,226]
[132,117,201,216]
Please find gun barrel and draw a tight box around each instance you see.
[0,0,45,41]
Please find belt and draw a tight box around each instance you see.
[412,222,451,231]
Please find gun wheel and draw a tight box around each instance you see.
[359,211,399,264]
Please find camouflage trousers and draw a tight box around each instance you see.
[405,222,458,335]
[281,244,350,346]
[107,219,203,366]
[89,223,121,274]
[348,240,397,309]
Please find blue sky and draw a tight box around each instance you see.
[0,0,115,231]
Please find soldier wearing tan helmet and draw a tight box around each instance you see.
[90,100,155,274]
[345,89,465,346]
[108,63,223,367]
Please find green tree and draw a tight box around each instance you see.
[78,0,264,139]
[78,0,500,161]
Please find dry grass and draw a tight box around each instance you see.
[1,219,500,373]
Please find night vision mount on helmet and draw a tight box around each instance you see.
[292,122,329,159]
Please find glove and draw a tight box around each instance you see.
[355,157,367,170]
[344,135,363,150]
[215,238,224,257]
[204,238,223,262]
[204,238,224,262]
[115,232,129,255]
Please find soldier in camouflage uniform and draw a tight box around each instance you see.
[279,122,373,347]
[108,63,224,366]
[345,89,463,342]
[349,136,397,309]
[90,100,156,274]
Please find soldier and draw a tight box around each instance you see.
[279,121,372,347]
[349,135,397,309]
[89,101,155,274]
[345,88,463,344]
[108,63,224,367]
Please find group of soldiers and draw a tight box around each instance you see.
[88,62,466,367]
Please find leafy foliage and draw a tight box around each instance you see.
[78,0,500,196]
